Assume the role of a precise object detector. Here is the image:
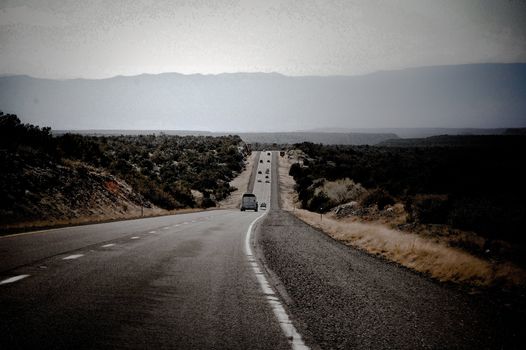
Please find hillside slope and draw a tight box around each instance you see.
[0,112,248,232]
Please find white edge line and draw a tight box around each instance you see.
[62,254,84,260]
[0,274,30,285]
[245,213,310,350]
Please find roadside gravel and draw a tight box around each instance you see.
[255,208,525,349]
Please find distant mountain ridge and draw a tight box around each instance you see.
[1,63,525,133]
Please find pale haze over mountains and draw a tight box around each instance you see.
[1,63,525,133]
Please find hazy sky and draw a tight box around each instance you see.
[1,0,526,79]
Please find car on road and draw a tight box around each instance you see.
[241,193,258,211]
[265,180,270,183]
[267,152,271,156]
[265,175,269,179]
[267,160,270,163]
[260,202,267,210]
[259,160,263,163]
[258,170,262,174]
[257,179,262,182]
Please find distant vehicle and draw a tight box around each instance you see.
[258,170,262,174]
[259,160,263,163]
[257,179,262,182]
[267,160,270,163]
[265,169,270,174]
[267,152,271,156]
[265,175,269,179]
[260,202,267,210]
[241,193,258,212]
[265,180,270,183]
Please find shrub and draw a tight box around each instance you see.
[321,178,366,207]
[361,189,395,210]
[411,194,450,224]
[308,191,331,213]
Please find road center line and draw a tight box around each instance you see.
[130,236,140,239]
[0,274,30,285]
[149,230,156,233]
[245,214,310,350]
[62,254,84,260]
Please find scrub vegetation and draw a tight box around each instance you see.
[0,112,248,229]
[281,137,526,288]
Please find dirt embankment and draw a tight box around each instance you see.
[278,154,526,289]
[0,160,172,233]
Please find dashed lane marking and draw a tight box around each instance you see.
[130,236,140,240]
[149,231,156,233]
[101,243,115,248]
[0,274,30,285]
[62,254,84,260]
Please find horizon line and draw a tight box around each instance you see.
[2,62,526,81]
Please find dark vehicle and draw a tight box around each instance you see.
[265,180,270,183]
[267,160,270,163]
[260,202,267,210]
[260,160,263,163]
[258,170,262,174]
[257,179,262,182]
[265,169,270,174]
[267,152,271,156]
[265,175,269,178]
[241,193,258,211]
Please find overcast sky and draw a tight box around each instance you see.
[1,0,526,79]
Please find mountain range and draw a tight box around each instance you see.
[1,64,525,133]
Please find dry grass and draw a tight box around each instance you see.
[219,152,256,209]
[278,152,526,288]
[278,155,298,211]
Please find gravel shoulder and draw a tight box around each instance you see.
[255,209,524,349]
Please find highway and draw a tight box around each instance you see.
[0,151,296,349]
[1,151,524,349]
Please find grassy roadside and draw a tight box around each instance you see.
[278,154,526,289]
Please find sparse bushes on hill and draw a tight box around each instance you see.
[0,111,248,225]
[288,139,526,245]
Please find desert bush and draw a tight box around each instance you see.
[0,112,249,213]
[288,138,526,245]
[319,178,366,207]
[308,191,331,213]
[410,194,450,224]
[361,188,395,210]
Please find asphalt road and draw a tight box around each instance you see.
[2,150,523,349]
[0,151,292,349]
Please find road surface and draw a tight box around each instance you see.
[1,151,524,349]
